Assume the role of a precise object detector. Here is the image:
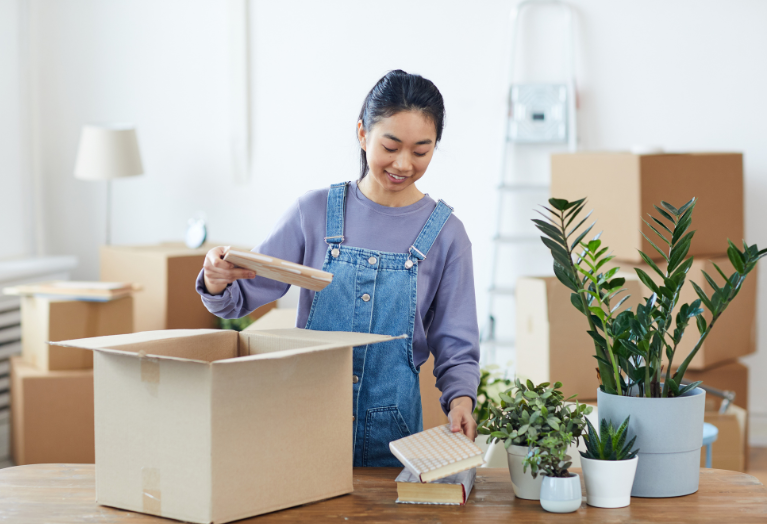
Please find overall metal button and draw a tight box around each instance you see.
[368,256,377,265]
[361,293,370,302]
[352,415,355,422]
[352,375,359,384]
[331,248,340,257]
[404,259,414,269]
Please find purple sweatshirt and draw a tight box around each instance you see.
[196,181,480,413]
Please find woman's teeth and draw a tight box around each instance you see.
[388,172,405,180]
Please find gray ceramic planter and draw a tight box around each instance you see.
[597,387,705,498]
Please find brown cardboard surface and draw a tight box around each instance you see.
[516,273,644,400]
[682,360,748,411]
[52,328,399,524]
[21,295,133,370]
[700,405,747,472]
[632,256,757,369]
[10,356,94,465]
[551,152,743,263]
[100,243,220,332]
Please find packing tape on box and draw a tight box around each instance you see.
[139,352,160,396]
[142,467,162,515]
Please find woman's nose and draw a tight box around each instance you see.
[393,152,413,173]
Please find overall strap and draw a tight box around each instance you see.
[325,182,349,245]
[409,200,454,262]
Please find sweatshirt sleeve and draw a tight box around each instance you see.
[196,198,306,319]
[427,243,481,414]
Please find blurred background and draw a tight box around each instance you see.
[1,0,765,476]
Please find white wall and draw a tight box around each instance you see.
[0,0,35,259]
[27,0,767,416]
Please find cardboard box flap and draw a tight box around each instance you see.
[253,328,406,347]
[50,330,234,364]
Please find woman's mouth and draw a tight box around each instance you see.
[386,171,407,182]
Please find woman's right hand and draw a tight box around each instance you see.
[202,246,256,296]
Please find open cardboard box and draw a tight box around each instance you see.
[52,328,399,524]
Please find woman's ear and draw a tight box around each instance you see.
[357,120,367,151]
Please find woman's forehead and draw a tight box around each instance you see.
[372,111,436,144]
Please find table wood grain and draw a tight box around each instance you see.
[0,465,764,523]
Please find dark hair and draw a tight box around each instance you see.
[357,70,445,179]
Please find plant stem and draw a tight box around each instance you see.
[661,341,679,397]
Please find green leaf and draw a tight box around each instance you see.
[642,232,670,261]
[587,239,602,253]
[611,294,631,313]
[727,245,745,274]
[648,214,673,235]
[524,390,538,399]
[677,197,696,216]
[548,198,570,211]
[570,293,586,314]
[711,262,730,283]
[690,281,714,313]
[566,209,594,238]
[661,200,680,216]
[571,224,596,253]
[638,250,666,279]
[554,262,579,292]
[700,270,721,294]
[533,220,566,245]
[653,206,675,224]
[643,219,671,246]
[634,268,660,294]
[542,237,573,268]
[678,380,703,396]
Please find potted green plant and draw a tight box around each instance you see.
[523,428,582,513]
[580,416,639,508]
[535,196,765,497]
[477,379,591,500]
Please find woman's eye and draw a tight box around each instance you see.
[383,146,396,153]
[414,152,427,157]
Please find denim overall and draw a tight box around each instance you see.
[305,182,453,467]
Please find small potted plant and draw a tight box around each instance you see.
[477,379,591,500]
[523,428,582,513]
[580,416,639,508]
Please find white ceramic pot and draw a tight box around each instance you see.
[581,456,638,508]
[506,444,544,500]
[540,474,582,513]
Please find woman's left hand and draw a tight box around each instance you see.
[448,396,477,441]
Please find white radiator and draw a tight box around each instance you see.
[0,256,78,463]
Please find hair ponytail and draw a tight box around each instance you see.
[357,70,445,180]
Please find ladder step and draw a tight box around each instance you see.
[498,183,549,192]
[493,234,539,243]
[482,338,515,348]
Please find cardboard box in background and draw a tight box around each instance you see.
[515,273,644,401]
[10,356,94,465]
[682,360,748,411]
[101,243,221,332]
[700,404,747,472]
[21,295,133,370]
[633,256,757,370]
[245,308,449,430]
[551,152,743,263]
[53,328,398,524]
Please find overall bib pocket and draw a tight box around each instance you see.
[363,406,411,467]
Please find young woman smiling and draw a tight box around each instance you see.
[198,70,480,467]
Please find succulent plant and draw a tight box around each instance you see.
[580,416,639,461]
[477,378,592,448]
[523,428,574,478]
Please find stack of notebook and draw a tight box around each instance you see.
[389,424,484,505]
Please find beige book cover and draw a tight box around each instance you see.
[395,467,476,505]
[5,281,138,301]
[223,249,333,292]
[389,424,484,483]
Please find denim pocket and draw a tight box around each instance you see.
[363,405,411,467]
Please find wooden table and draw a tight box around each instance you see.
[0,465,764,523]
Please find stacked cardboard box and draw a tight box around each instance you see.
[550,152,752,470]
[8,289,134,465]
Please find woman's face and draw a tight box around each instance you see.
[358,110,437,197]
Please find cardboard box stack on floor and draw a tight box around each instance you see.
[52,328,399,524]
[551,152,752,471]
[6,284,135,465]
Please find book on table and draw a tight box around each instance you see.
[389,424,485,483]
[222,248,333,292]
[395,467,476,505]
[3,281,138,301]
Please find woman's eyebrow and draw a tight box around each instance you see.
[383,133,433,145]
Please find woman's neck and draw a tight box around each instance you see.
[357,176,425,207]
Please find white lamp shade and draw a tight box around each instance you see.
[74,124,144,181]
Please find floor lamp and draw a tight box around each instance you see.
[74,124,144,245]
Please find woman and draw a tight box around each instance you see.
[197,70,480,467]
